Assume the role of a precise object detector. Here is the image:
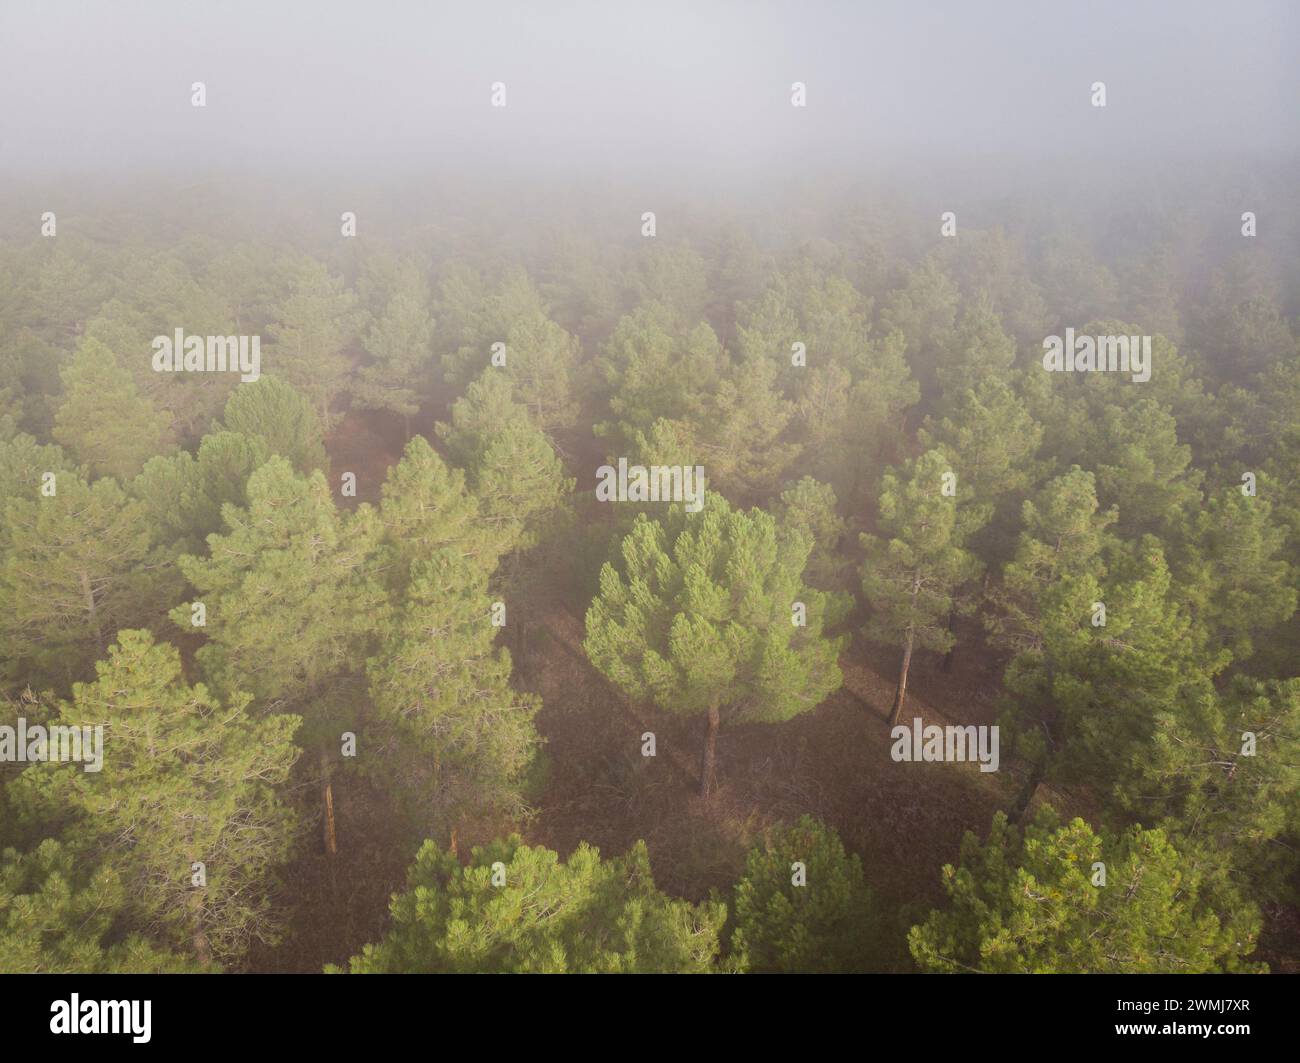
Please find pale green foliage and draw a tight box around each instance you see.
[773,476,850,590]
[1177,487,1296,661]
[0,840,204,973]
[174,458,387,712]
[991,470,1228,799]
[584,499,844,723]
[596,304,725,455]
[693,354,800,502]
[438,372,573,558]
[132,430,273,552]
[53,338,169,480]
[267,258,365,427]
[1141,676,1300,899]
[933,294,1018,398]
[354,258,434,419]
[909,809,1263,973]
[0,431,72,549]
[0,473,174,690]
[500,309,582,437]
[10,631,300,965]
[861,450,983,656]
[438,267,549,386]
[377,434,486,580]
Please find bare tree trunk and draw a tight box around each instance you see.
[80,570,104,653]
[887,628,915,728]
[700,702,720,798]
[321,751,337,857]
[941,609,957,673]
[1011,758,1045,823]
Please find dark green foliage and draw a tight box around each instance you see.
[731,816,879,972]
[339,837,725,973]
[219,376,327,474]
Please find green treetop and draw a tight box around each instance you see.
[10,631,300,967]
[585,499,844,797]
[861,449,984,727]
[908,808,1263,974]
[339,836,725,973]
[731,816,880,973]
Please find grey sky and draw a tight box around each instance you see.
[1,0,1296,181]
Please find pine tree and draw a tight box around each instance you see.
[353,258,434,431]
[624,242,711,327]
[1192,259,1297,381]
[737,267,918,501]
[267,258,364,428]
[1082,398,1203,538]
[0,840,203,973]
[584,499,844,797]
[376,434,486,582]
[731,816,879,972]
[908,808,1262,973]
[919,376,1045,563]
[11,631,300,966]
[339,836,725,973]
[861,450,983,727]
[1176,487,1296,662]
[132,430,274,555]
[501,309,582,439]
[0,431,71,551]
[693,354,800,503]
[53,338,169,481]
[438,372,573,562]
[596,305,724,455]
[0,472,173,690]
[438,267,549,387]
[218,376,327,474]
[879,257,960,399]
[174,457,386,713]
[988,470,1226,817]
[1138,676,1300,902]
[366,550,540,833]
[932,294,1017,400]
[773,476,850,590]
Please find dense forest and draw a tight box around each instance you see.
[0,159,1295,975]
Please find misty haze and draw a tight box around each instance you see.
[0,0,1297,1012]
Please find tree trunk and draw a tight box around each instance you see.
[887,628,915,727]
[941,609,957,673]
[80,570,104,653]
[1011,758,1045,823]
[320,751,337,857]
[700,702,720,799]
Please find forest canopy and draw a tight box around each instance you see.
[1,164,1295,976]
